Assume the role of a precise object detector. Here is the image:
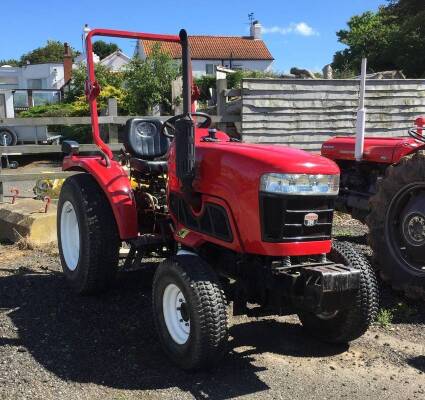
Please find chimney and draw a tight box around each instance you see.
[250,20,262,40]
[63,42,73,85]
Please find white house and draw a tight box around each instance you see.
[74,50,130,72]
[135,21,274,77]
[99,50,131,71]
[0,63,65,90]
[0,62,65,111]
[73,52,100,66]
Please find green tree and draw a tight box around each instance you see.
[20,40,79,65]
[0,59,19,67]
[387,0,425,77]
[332,0,425,77]
[93,40,120,60]
[332,10,399,75]
[123,43,179,114]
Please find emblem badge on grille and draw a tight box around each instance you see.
[304,212,319,227]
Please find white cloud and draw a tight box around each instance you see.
[262,22,318,37]
[293,22,317,36]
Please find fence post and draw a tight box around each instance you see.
[107,98,118,143]
[172,76,183,115]
[216,78,227,117]
[216,77,227,132]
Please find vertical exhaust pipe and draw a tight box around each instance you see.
[355,58,367,162]
[180,29,192,114]
[175,29,197,199]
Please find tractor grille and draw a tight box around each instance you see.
[260,193,335,242]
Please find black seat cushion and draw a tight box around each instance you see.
[130,158,168,175]
[124,118,170,159]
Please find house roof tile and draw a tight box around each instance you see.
[141,36,273,61]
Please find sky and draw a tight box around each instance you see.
[1,0,385,72]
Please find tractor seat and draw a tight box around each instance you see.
[130,158,168,175]
[123,118,170,176]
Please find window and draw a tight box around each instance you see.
[0,76,18,89]
[33,92,60,106]
[0,94,6,118]
[205,64,214,75]
[27,79,43,89]
[13,92,29,108]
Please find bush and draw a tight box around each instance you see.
[123,44,179,115]
[194,70,281,102]
[19,103,77,118]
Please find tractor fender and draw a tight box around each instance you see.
[63,155,138,240]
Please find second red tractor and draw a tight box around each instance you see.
[322,117,425,299]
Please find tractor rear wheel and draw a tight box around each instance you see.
[367,150,425,299]
[298,241,379,344]
[152,254,228,370]
[57,173,120,294]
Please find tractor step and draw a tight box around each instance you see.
[122,234,167,270]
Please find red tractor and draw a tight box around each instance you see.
[57,28,378,370]
[321,60,425,299]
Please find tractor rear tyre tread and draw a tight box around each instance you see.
[298,241,379,344]
[152,255,228,371]
[58,173,120,294]
[367,150,425,299]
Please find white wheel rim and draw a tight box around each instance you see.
[163,283,190,345]
[60,201,80,271]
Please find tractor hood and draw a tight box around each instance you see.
[192,128,339,202]
[194,129,339,191]
[198,140,339,175]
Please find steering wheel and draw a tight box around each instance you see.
[160,112,212,138]
[408,128,425,144]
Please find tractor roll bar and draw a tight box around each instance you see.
[84,28,192,162]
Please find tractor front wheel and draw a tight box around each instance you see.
[152,254,228,370]
[57,173,120,294]
[367,151,425,299]
[298,241,379,344]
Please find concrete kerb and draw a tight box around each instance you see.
[0,198,57,245]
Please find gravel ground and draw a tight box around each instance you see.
[0,217,424,400]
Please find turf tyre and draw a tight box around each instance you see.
[298,241,379,343]
[152,254,228,370]
[57,173,120,294]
